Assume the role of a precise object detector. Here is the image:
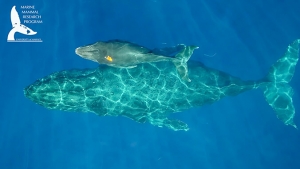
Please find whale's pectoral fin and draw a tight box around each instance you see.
[173,46,199,82]
[162,119,189,131]
[148,115,189,131]
[122,112,148,123]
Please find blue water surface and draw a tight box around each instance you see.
[0,0,300,169]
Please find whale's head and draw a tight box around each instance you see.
[24,73,66,110]
[24,71,90,112]
[24,77,59,110]
[75,42,109,63]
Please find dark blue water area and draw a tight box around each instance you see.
[0,0,300,168]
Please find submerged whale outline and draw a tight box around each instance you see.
[24,40,299,131]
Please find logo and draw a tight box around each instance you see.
[7,6,43,42]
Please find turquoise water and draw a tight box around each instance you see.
[1,0,300,169]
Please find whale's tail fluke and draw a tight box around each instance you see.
[263,39,300,128]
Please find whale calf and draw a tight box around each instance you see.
[24,40,299,131]
[75,40,198,82]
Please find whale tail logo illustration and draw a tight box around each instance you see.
[7,6,37,41]
[261,39,300,129]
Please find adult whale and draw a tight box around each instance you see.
[24,40,299,131]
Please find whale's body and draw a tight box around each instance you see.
[24,40,300,131]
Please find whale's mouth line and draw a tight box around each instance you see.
[75,47,99,59]
[75,47,91,55]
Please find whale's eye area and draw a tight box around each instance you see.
[105,56,113,62]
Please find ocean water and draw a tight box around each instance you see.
[0,0,300,169]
